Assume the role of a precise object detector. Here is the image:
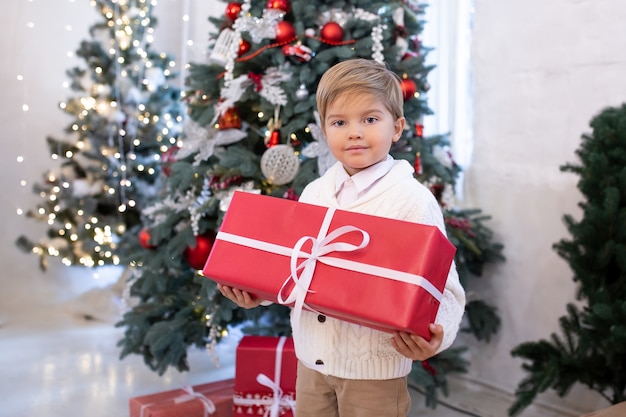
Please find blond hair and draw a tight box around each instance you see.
[316,59,404,125]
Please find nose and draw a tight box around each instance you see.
[348,126,363,139]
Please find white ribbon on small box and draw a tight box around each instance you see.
[233,336,296,417]
[139,385,217,417]
[216,206,444,328]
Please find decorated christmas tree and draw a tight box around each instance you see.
[15,0,184,270]
[509,103,626,416]
[116,0,504,405]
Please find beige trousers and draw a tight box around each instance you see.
[295,361,411,417]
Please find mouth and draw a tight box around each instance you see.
[345,146,368,151]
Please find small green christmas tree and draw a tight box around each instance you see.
[509,103,626,416]
[116,0,504,405]
[16,0,184,270]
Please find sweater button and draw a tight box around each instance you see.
[317,314,326,323]
[315,359,324,365]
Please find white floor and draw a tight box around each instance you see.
[0,300,582,417]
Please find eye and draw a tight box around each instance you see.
[331,120,345,127]
[365,117,378,124]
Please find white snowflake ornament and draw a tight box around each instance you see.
[301,111,336,176]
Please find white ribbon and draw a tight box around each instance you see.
[139,385,217,417]
[233,336,296,417]
[216,206,444,329]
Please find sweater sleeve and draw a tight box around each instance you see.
[403,184,466,353]
[426,191,465,353]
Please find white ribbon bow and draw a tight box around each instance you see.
[174,385,217,417]
[233,336,296,417]
[139,385,216,417]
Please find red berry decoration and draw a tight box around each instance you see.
[400,78,417,100]
[161,145,178,177]
[225,2,242,20]
[266,0,290,12]
[238,39,251,56]
[184,233,216,270]
[138,228,155,249]
[320,22,344,43]
[275,21,295,43]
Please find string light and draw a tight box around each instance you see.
[15,0,183,276]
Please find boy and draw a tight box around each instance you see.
[218,58,466,417]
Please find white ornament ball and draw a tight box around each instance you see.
[261,144,300,185]
[295,84,309,100]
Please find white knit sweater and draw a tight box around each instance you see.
[293,159,466,380]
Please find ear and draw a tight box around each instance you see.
[392,117,406,142]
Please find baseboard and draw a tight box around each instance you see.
[433,374,586,417]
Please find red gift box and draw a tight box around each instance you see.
[203,191,456,339]
[233,336,297,417]
[129,379,234,417]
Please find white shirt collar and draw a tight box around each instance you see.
[334,155,395,196]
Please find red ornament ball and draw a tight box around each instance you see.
[225,2,242,20]
[238,39,251,56]
[320,22,344,43]
[400,78,417,100]
[138,228,155,249]
[275,21,295,43]
[266,0,290,12]
[184,233,216,270]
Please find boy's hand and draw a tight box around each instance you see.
[217,284,263,309]
[391,323,444,361]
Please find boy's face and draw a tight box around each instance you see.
[322,92,405,176]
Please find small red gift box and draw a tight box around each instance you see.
[233,336,297,417]
[129,379,234,417]
[202,191,456,339]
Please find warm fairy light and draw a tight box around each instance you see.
[81,258,95,268]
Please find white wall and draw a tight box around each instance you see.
[2,0,625,414]
[465,0,626,413]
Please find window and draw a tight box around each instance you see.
[422,0,474,192]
